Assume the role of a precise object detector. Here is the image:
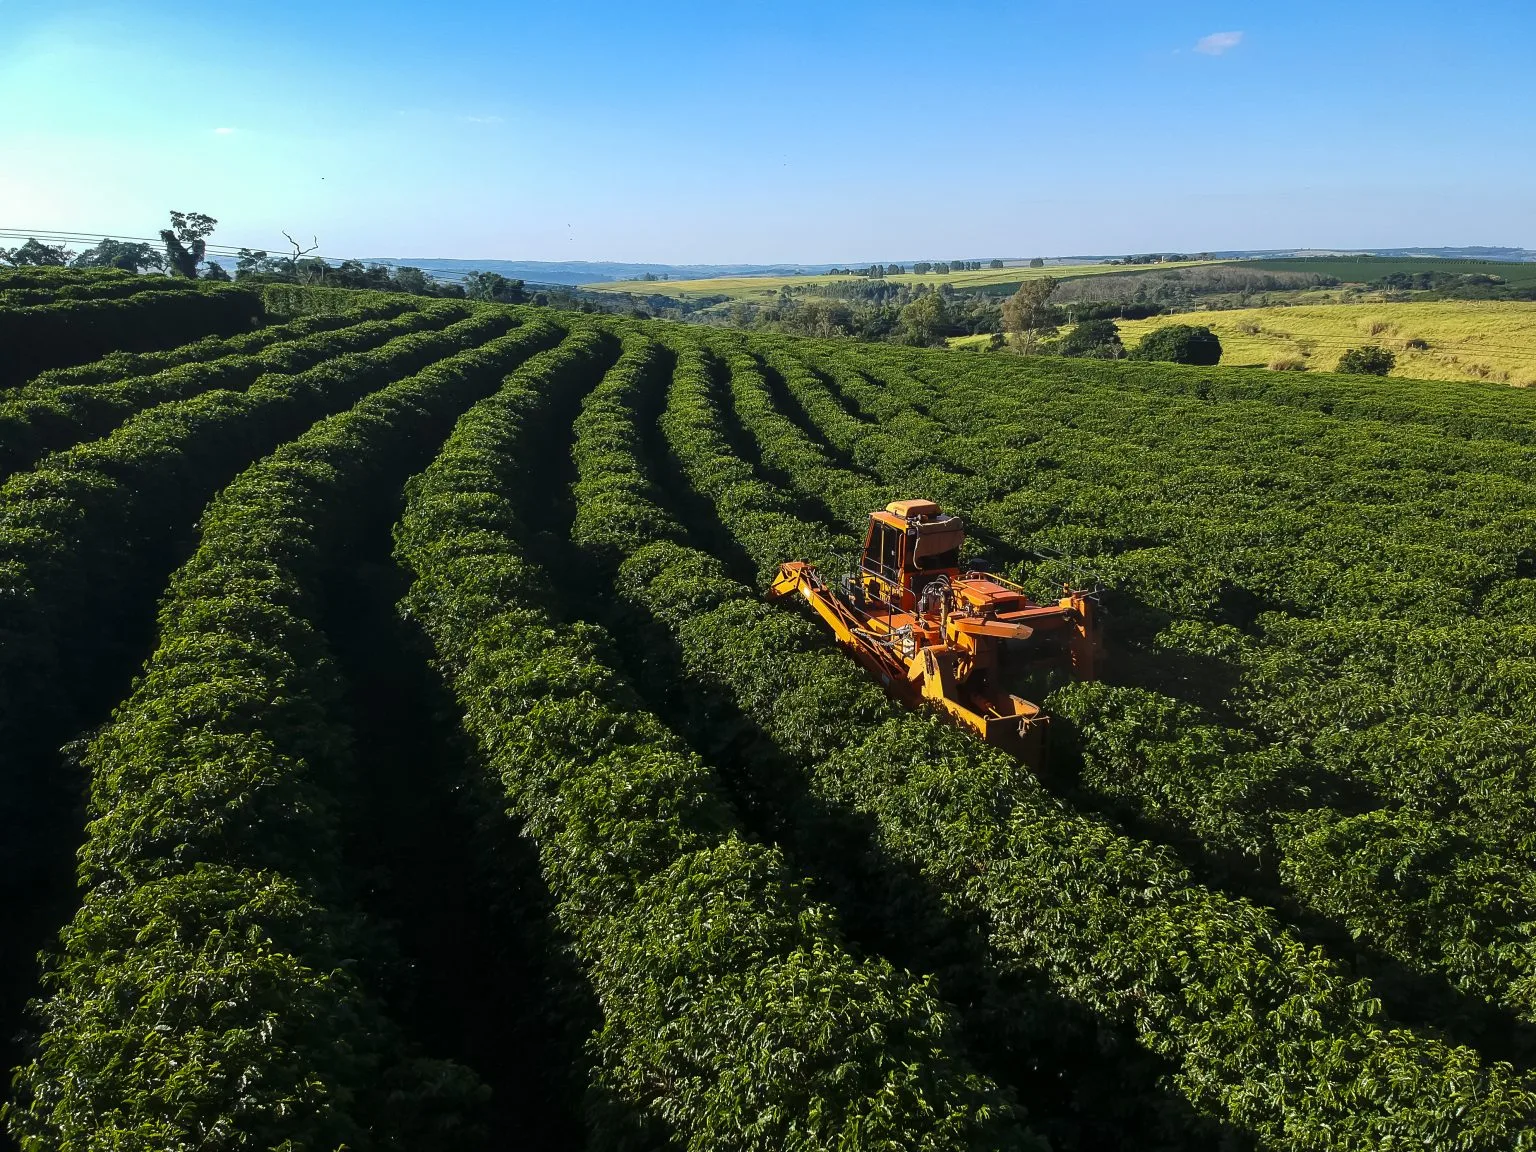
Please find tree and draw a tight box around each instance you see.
[1127,324,1222,365]
[989,259,1004,269]
[281,232,322,282]
[235,248,272,277]
[72,239,163,272]
[464,271,527,304]
[1,238,73,266]
[1336,345,1395,375]
[391,266,431,293]
[1053,318,1124,359]
[898,291,952,346]
[1029,257,1045,268]
[159,211,218,277]
[201,261,231,282]
[1001,276,1059,351]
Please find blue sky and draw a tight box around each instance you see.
[2,0,1532,262]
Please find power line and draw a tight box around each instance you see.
[0,226,486,284]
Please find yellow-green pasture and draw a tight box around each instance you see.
[588,260,1223,301]
[1113,302,1536,385]
[949,333,995,350]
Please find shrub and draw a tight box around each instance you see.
[1127,324,1222,365]
[0,305,460,477]
[1269,357,1308,371]
[1337,345,1396,375]
[6,325,560,1150]
[1405,336,1430,350]
[0,284,263,386]
[1052,318,1125,359]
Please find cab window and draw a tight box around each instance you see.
[884,524,902,575]
[865,522,901,579]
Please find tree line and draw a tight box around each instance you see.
[822,259,1005,277]
[0,213,537,306]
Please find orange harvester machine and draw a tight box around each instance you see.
[769,499,1101,764]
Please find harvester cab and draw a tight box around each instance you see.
[769,499,1101,765]
[853,498,964,610]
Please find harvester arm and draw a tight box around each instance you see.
[769,561,865,650]
[949,618,1035,641]
[768,561,814,601]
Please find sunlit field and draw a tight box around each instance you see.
[589,259,1221,301]
[1113,301,1536,384]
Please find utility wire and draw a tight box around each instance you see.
[0,226,492,284]
[0,226,450,268]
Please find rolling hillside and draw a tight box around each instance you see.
[587,259,1220,301]
[1115,300,1536,383]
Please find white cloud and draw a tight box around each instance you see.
[460,114,504,125]
[1194,31,1243,55]
[213,126,235,135]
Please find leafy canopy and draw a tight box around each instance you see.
[1128,323,1222,365]
[1336,345,1396,375]
[160,210,218,278]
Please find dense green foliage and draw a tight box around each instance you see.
[1046,317,1125,358]
[396,327,1039,1150]
[0,280,264,386]
[0,300,532,1114]
[0,301,468,478]
[598,330,1536,1150]
[7,322,558,1150]
[5,272,1536,1151]
[0,305,519,764]
[1128,323,1224,365]
[24,296,414,391]
[0,269,201,307]
[776,339,1536,1033]
[1336,344,1396,374]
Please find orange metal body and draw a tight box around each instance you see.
[768,500,1101,764]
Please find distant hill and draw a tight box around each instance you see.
[357,258,854,286]
[1206,246,1536,262]
[359,248,1536,288]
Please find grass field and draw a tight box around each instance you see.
[1111,301,1536,384]
[588,259,1221,301]
[594,256,1536,304]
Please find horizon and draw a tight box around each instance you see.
[355,246,1536,267]
[4,0,1533,262]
